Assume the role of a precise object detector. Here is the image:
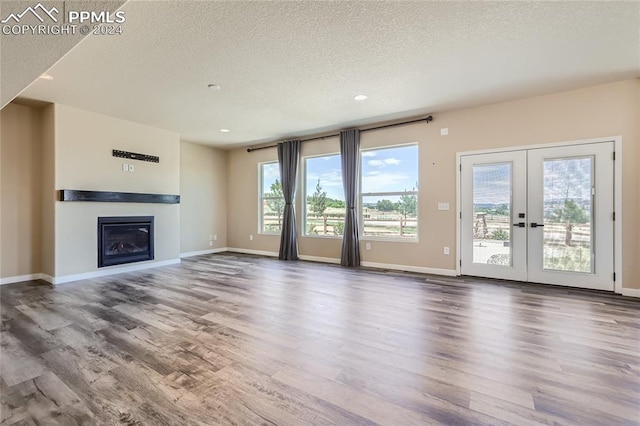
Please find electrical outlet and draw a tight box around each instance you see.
[209,235,214,240]
[365,243,371,250]
[213,234,217,241]
[128,164,135,172]
[209,241,213,246]
[249,234,253,241]
[443,246,450,255]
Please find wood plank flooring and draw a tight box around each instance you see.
[1,253,639,425]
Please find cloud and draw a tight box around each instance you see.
[362,151,377,158]
[317,169,343,187]
[367,157,401,167]
[472,159,592,204]
[362,171,413,192]
[263,163,280,180]
[307,169,345,200]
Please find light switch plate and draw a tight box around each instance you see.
[440,128,449,136]
[438,202,450,211]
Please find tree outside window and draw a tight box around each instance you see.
[361,145,419,238]
[304,155,345,236]
[260,162,286,233]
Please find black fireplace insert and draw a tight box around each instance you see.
[98,216,154,267]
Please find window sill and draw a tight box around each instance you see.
[360,236,419,243]
[301,235,342,240]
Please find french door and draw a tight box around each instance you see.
[460,142,614,291]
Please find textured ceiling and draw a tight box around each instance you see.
[16,1,640,148]
[0,0,126,108]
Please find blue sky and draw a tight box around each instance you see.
[305,154,344,199]
[472,158,592,205]
[472,163,511,205]
[265,145,420,199]
[262,162,280,195]
[361,145,419,195]
[268,153,590,205]
[305,145,419,200]
[543,157,592,202]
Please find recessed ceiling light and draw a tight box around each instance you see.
[354,94,368,101]
[220,128,230,133]
[208,84,221,91]
[39,73,53,80]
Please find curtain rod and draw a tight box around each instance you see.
[246,115,433,153]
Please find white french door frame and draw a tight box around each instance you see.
[455,136,623,293]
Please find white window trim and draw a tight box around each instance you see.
[258,161,283,235]
[455,135,623,293]
[302,152,343,239]
[360,236,421,243]
[359,144,419,240]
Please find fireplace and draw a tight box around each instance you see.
[98,216,154,267]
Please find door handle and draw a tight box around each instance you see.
[512,222,525,227]
[530,222,544,228]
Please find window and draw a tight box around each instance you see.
[304,154,345,236]
[361,144,418,238]
[259,162,285,234]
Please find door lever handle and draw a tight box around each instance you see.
[512,222,525,227]
[530,222,544,228]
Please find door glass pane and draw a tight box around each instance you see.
[472,163,512,265]
[542,157,593,273]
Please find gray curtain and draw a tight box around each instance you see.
[277,140,300,260]
[340,129,361,267]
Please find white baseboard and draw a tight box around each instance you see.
[226,247,279,257]
[0,273,45,285]
[52,258,181,284]
[5,252,630,292]
[621,288,640,298]
[180,247,229,258]
[298,255,341,264]
[225,247,456,277]
[361,261,458,276]
[227,249,341,265]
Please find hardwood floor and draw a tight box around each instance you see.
[1,253,638,425]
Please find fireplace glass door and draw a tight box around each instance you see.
[98,216,154,267]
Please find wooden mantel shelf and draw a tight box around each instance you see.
[59,190,180,204]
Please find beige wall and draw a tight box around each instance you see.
[227,79,639,289]
[2,80,637,289]
[637,80,640,288]
[0,103,42,278]
[180,141,228,253]
[41,104,56,276]
[227,147,279,253]
[53,104,181,276]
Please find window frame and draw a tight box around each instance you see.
[258,161,285,235]
[359,143,419,242]
[302,152,344,239]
